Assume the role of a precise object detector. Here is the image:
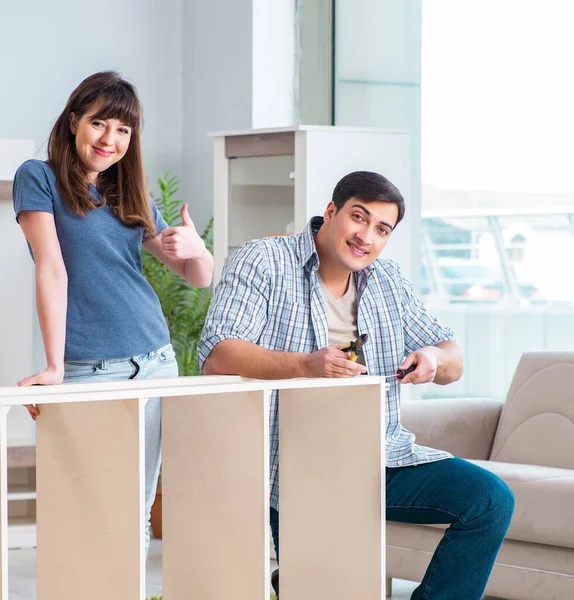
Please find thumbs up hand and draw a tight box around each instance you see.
[160,203,207,260]
[180,204,193,227]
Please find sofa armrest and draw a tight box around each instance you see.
[400,397,504,460]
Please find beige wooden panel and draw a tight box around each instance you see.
[225,131,295,158]
[163,390,270,600]
[0,408,8,600]
[36,399,146,600]
[279,383,385,599]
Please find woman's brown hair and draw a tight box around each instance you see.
[47,71,156,238]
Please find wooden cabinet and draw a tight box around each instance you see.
[6,446,36,549]
[211,126,412,283]
[0,140,36,548]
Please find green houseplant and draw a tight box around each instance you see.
[143,173,213,539]
[142,172,213,377]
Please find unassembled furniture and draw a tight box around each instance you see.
[0,375,387,600]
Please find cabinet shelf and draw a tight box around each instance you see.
[5,451,36,548]
[212,126,413,284]
[8,485,36,502]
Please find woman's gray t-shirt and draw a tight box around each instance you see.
[13,159,170,361]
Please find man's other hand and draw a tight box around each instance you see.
[305,346,368,378]
[397,348,439,384]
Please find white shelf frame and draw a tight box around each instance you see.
[0,374,387,600]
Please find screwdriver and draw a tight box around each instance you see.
[396,364,416,380]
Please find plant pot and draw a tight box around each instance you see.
[150,487,162,539]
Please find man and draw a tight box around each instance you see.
[199,171,514,600]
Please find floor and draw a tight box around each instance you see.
[385,579,501,600]
[6,541,502,599]
[7,541,165,600]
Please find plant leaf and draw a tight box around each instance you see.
[145,172,213,376]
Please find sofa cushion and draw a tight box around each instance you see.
[400,397,503,460]
[418,460,574,550]
[475,460,574,549]
[489,352,574,469]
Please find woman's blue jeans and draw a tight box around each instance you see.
[63,343,179,554]
[271,457,514,600]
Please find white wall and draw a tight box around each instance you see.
[181,0,254,232]
[252,0,297,128]
[0,0,184,194]
[182,0,298,232]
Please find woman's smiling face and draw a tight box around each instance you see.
[69,105,132,183]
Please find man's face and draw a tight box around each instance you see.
[322,198,399,271]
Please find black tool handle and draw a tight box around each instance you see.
[396,364,416,380]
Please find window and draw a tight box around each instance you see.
[422,1,574,399]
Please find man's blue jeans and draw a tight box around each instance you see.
[270,457,514,600]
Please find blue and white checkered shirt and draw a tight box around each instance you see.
[199,217,454,510]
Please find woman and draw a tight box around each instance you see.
[12,71,213,550]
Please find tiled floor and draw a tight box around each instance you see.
[387,579,420,599]
[6,541,501,599]
[390,579,504,600]
[383,579,502,599]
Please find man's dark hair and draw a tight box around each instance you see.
[332,171,405,226]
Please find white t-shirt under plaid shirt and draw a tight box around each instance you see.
[199,217,455,510]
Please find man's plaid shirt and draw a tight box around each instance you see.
[199,217,455,510]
